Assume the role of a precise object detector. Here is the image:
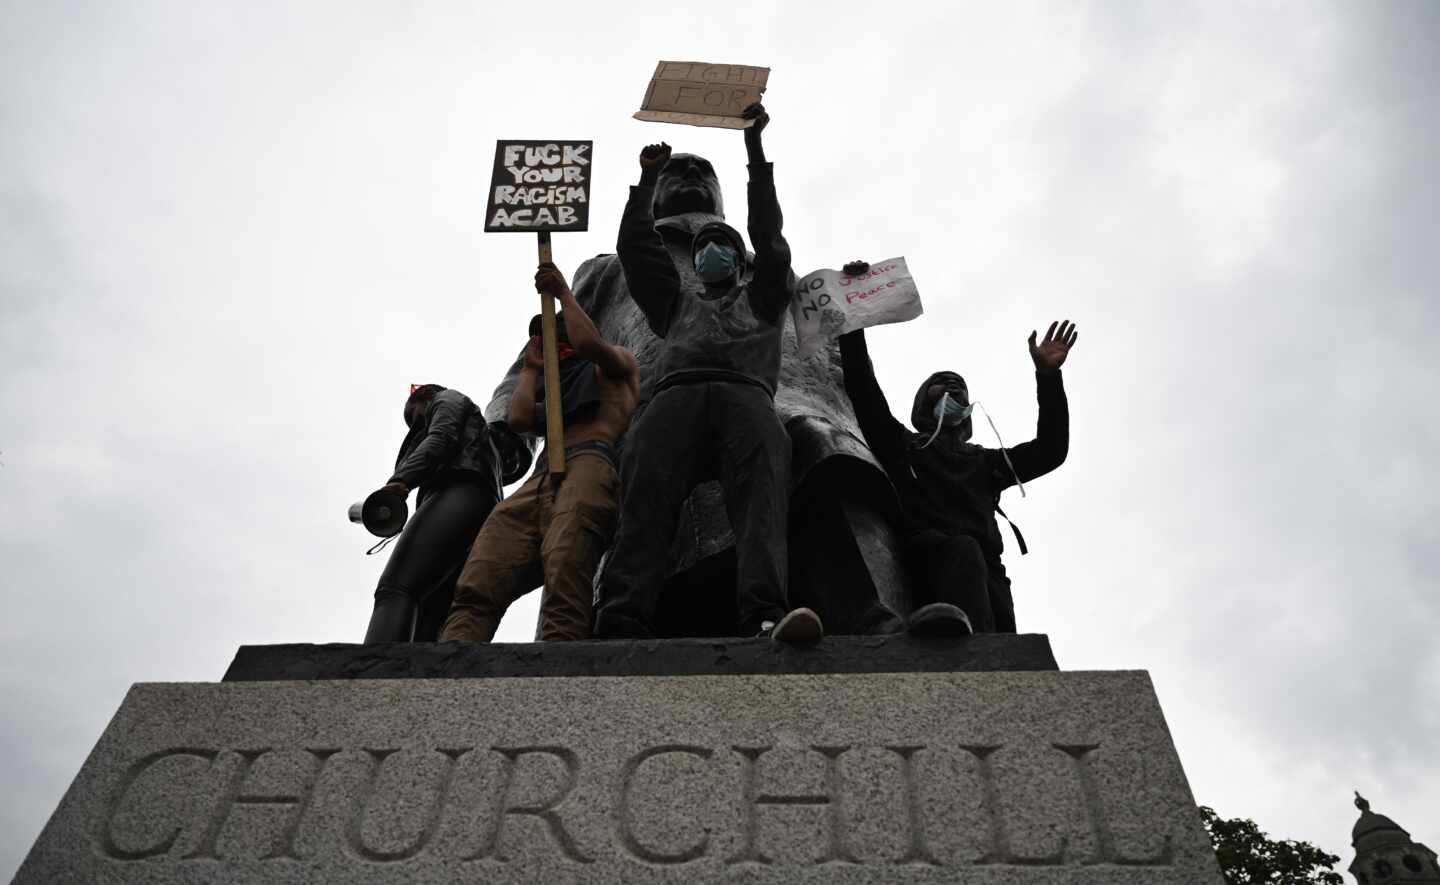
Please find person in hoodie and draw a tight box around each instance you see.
[362,383,502,643]
[838,283,1077,634]
[439,262,640,642]
[594,102,822,642]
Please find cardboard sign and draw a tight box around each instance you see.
[790,258,924,356]
[634,61,770,130]
[484,140,593,233]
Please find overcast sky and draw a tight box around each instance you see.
[3,0,1437,876]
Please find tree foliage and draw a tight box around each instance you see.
[1200,806,1344,885]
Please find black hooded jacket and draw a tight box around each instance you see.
[839,330,1068,556]
[616,162,794,397]
[389,389,501,500]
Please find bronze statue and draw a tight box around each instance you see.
[596,102,829,641]
[483,115,913,638]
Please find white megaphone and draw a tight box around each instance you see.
[348,489,409,538]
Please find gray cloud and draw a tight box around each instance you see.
[3,0,1437,875]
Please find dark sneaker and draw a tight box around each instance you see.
[905,602,973,638]
[766,607,824,643]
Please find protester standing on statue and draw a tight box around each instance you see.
[362,384,502,643]
[838,287,1076,633]
[594,103,822,642]
[480,133,918,640]
[440,262,639,642]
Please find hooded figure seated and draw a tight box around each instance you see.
[839,290,1077,634]
[595,102,822,643]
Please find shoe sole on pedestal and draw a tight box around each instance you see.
[770,607,824,643]
[906,602,973,638]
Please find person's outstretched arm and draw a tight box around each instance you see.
[536,262,638,382]
[994,320,1077,486]
[617,142,682,337]
[742,103,795,325]
[839,321,912,486]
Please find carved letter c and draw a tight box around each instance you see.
[618,745,714,864]
[100,747,219,860]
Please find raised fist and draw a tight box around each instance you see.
[742,102,770,134]
[639,142,672,171]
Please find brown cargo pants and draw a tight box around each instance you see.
[440,445,618,642]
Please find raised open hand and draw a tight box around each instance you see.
[534,261,569,299]
[1028,320,1078,373]
[639,142,672,171]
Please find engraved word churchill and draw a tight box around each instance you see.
[98,740,1175,869]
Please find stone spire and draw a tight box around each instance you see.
[1348,792,1440,884]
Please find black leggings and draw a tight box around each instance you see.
[363,476,498,643]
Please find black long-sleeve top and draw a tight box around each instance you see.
[389,389,500,499]
[616,163,794,396]
[839,329,1069,554]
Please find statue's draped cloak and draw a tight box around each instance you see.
[485,211,896,578]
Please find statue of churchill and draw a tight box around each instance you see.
[484,108,916,637]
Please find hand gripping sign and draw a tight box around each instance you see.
[486,140,594,473]
[634,61,770,129]
[790,257,924,357]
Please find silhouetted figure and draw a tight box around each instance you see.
[839,306,1076,633]
[595,104,820,642]
[480,136,909,640]
[441,263,639,642]
[362,384,501,643]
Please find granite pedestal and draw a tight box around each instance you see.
[15,635,1223,883]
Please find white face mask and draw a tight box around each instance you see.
[934,395,974,426]
[919,391,973,448]
[693,241,739,282]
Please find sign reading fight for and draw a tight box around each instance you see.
[484,140,593,233]
[634,61,770,130]
[790,257,924,357]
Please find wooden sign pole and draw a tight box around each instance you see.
[537,231,566,475]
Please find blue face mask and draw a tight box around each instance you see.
[935,395,974,426]
[694,241,739,282]
[919,391,974,449]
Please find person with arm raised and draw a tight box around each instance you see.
[838,276,1077,634]
[440,263,640,642]
[596,103,822,643]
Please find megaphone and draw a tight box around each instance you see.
[348,489,409,538]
